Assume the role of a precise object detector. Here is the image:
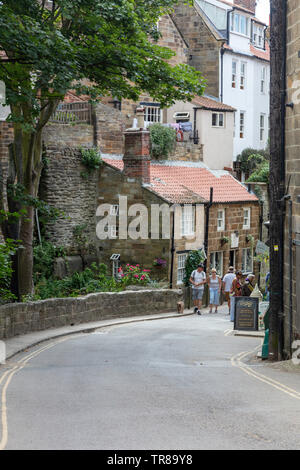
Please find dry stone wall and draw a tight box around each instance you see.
[0,289,183,339]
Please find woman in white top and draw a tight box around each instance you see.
[208,268,222,313]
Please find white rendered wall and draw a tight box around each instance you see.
[222,50,270,159]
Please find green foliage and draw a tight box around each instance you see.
[30,262,152,300]
[247,161,270,184]
[0,0,205,125]
[236,148,269,174]
[183,249,206,287]
[33,242,66,283]
[80,147,102,178]
[149,123,176,159]
[0,238,19,302]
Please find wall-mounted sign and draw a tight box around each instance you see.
[231,232,239,249]
[234,297,259,331]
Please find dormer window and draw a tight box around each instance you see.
[253,24,265,48]
[230,12,250,36]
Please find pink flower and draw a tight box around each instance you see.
[141,275,145,280]
[134,274,139,278]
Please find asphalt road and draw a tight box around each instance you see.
[1,308,300,450]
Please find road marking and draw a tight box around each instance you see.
[231,347,300,400]
[0,336,72,451]
[224,329,233,336]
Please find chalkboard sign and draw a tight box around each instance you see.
[234,297,259,331]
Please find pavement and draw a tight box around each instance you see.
[2,302,264,361]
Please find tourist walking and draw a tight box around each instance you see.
[208,268,222,313]
[242,274,255,297]
[230,270,243,322]
[222,266,236,314]
[190,264,206,315]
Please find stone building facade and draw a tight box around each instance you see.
[283,0,300,347]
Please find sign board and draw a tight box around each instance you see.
[231,233,239,249]
[256,240,269,256]
[234,297,259,331]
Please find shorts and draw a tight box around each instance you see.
[192,288,204,301]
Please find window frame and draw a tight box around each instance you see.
[210,251,224,277]
[144,104,162,126]
[243,207,251,230]
[240,111,245,139]
[232,60,237,88]
[212,112,225,128]
[260,67,266,94]
[177,252,189,284]
[217,209,225,232]
[260,114,265,142]
[240,62,246,90]
[242,247,253,273]
[181,205,195,237]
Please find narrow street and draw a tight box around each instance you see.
[0,307,299,450]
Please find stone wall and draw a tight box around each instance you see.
[39,147,99,255]
[0,289,183,339]
[171,4,222,98]
[97,163,171,279]
[207,202,260,277]
[284,0,300,345]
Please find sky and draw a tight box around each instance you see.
[255,0,270,24]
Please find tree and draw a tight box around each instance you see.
[0,0,205,297]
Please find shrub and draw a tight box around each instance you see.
[183,249,206,287]
[149,123,176,159]
[0,239,19,302]
[80,147,102,178]
[33,242,66,283]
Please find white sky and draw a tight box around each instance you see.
[255,0,270,24]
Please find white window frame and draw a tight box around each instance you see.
[232,60,237,88]
[240,62,246,90]
[260,114,265,142]
[231,13,250,37]
[261,67,266,94]
[243,207,251,229]
[240,112,245,139]
[181,205,195,237]
[212,112,225,128]
[177,252,188,284]
[242,248,253,273]
[217,209,225,231]
[144,104,162,126]
[210,251,224,277]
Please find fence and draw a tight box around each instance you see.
[50,102,93,124]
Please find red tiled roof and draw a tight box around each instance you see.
[192,96,236,112]
[250,42,270,62]
[103,159,258,204]
[218,0,255,15]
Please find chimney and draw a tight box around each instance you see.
[233,0,256,13]
[123,107,151,183]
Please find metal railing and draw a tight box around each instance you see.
[50,102,92,124]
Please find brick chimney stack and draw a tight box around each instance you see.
[233,0,256,13]
[123,108,151,183]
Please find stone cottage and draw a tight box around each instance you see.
[98,124,260,287]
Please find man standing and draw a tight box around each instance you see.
[222,267,236,314]
[190,264,206,315]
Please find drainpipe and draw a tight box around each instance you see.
[288,197,293,355]
[193,108,199,144]
[169,209,176,289]
[220,47,225,103]
[204,187,214,272]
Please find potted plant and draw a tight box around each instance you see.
[221,236,229,246]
